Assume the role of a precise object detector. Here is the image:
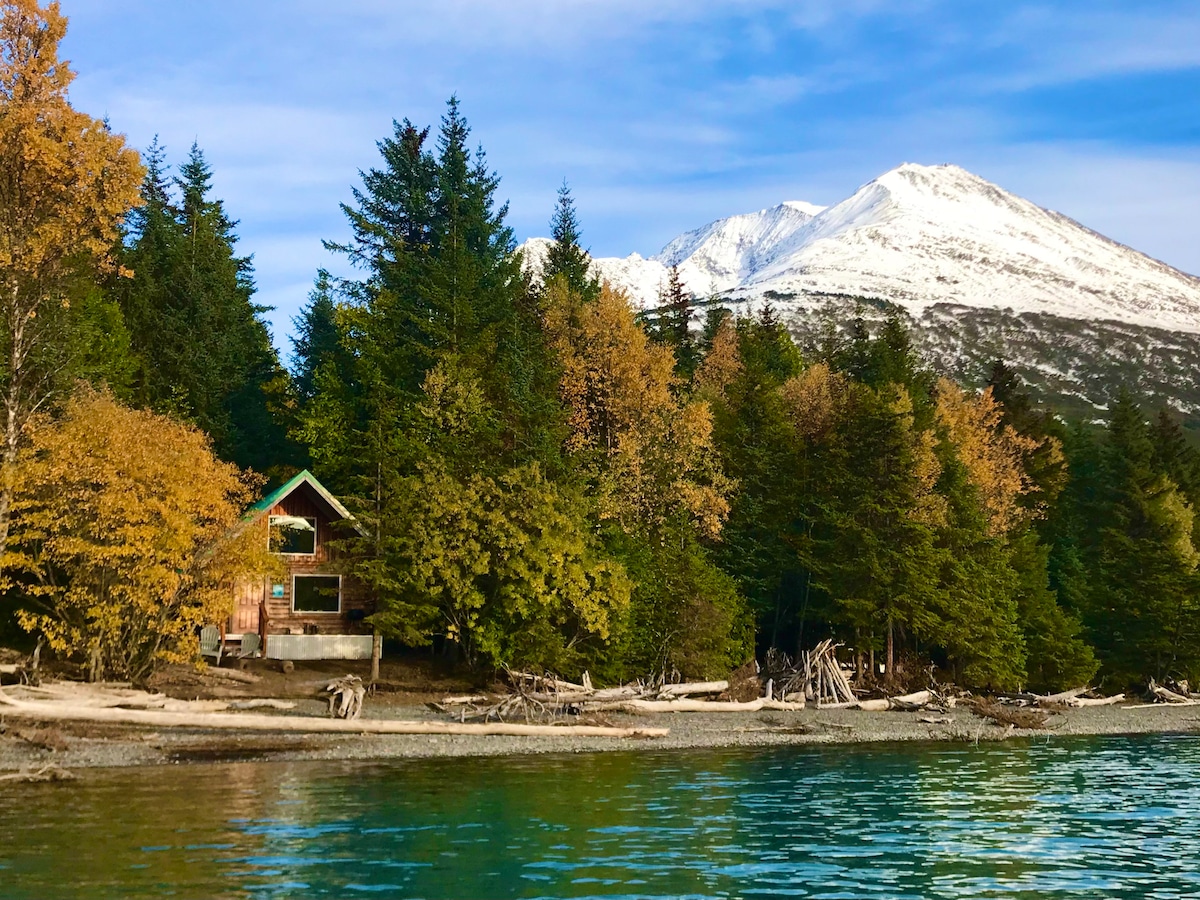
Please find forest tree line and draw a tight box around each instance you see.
[0,1,1196,688]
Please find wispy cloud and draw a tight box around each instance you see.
[57,0,1200,348]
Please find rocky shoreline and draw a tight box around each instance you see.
[2,696,1198,773]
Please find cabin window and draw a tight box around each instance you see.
[269,515,317,555]
[292,574,341,613]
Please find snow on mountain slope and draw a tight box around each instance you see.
[520,237,672,302]
[737,164,1200,332]
[654,200,824,296]
[520,164,1200,334]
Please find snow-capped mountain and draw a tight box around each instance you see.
[521,163,1200,334]
[521,163,1200,421]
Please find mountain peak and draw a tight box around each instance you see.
[518,162,1200,333]
[782,200,827,216]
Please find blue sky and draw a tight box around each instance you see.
[61,1,1200,354]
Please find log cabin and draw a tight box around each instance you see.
[228,470,375,661]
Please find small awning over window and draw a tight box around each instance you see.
[273,515,315,531]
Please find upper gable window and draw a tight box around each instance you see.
[269,515,317,555]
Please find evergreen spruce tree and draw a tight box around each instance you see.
[114,141,293,474]
[800,383,946,681]
[656,265,699,378]
[927,424,1026,688]
[542,180,597,300]
[698,307,732,356]
[1056,394,1200,684]
[1150,409,1200,507]
[291,270,345,405]
[312,99,586,666]
[706,320,807,652]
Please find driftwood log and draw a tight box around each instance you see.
[321,675,365,720]
[595,698,807,714]
[853,690,933,712]
[228,699,297,711]
[659,681,729,698]
[1126,681,1200,709]
[997,686,1125,708]
[0,690,668,738]
[441,695,489,706]
[3,682,291,714]
[1073,694,1124,707]
[0,764,75,783]
[203,667,261,685]
[1150,681,1199,705]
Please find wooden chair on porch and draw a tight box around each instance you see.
[199,626,223,665]
[237,632,261,659]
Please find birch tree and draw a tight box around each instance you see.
[0,0,143,559]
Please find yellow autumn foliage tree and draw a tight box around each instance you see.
[5,389,271,681]
[693,315,742,400]
[0,0,144,556]
[935,378,1043,536]
[544,280,731,538]
[779,362,852,444]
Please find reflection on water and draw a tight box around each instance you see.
[1,734,1198,898]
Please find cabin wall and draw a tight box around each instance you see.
[230,483,372,638]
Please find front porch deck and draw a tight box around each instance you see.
[263,634,375,661]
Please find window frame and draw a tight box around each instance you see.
[269,515,318,556]
[291,573,342,614]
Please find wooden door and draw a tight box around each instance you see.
[231,579,264,634]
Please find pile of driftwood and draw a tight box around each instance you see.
[434,671,806,723]
[761,643,938,711]
[762,642,860,705]
[453,655,1133,724]
[321,675,365,720]
[970,700,1051,730]
[437,658,953,723]
[0,640,42,686]
[1124,679,1200,709]
[990,686,1125,709]
[435,670,807,724]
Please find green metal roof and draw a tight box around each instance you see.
[248,470,367,535]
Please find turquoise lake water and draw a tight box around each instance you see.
[1,734,1198,898]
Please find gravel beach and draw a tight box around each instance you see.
[3,694,1198,773]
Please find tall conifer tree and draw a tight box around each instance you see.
[542,181,597,300]
[115,142,292,474]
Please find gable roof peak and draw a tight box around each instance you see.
[248,470,366,535]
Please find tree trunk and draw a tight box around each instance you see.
[370,631,381,683]
[886,617,895,684]
[0,285,26,568]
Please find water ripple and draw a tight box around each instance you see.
[2,734,1200,898]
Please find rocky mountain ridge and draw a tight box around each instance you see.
[521,163,1200,422]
